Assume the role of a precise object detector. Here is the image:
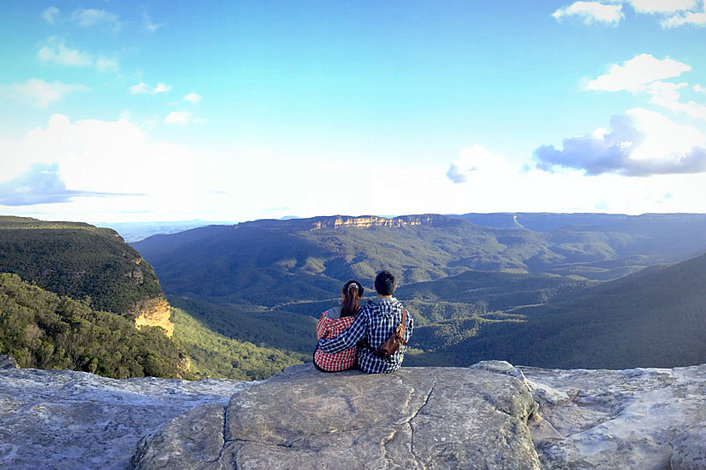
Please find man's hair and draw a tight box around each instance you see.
[374,270,396,296]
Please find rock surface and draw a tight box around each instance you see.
[133,364,541,469]
[0,367,248,470]
[1,361,704,469]
[0,355,18,369]
[521,363,706,469]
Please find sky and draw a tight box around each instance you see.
[1,0,706,224]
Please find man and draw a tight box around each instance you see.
[317,270,414,374]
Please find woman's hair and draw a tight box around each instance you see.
[340,280,363,317]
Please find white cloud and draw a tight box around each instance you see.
[553,2,624,25]
[646,81,706,119]
[129,82,150,95]
[1,79,88,108]
[585,54,691,92]
[38,37,119,72]
[534,108,706,176]
[38,37,92,67]
[694,84,706,94]
[42,7,60,24]
[71,8,121,31]
[129,82,172,95]
[662,10,706,27]
[556,1,704,28]
[183,93,202,104]
[446,144,506,183]
[153,83,171,94]
[620,0,699,13]
[165,111,193,125]
[0,115,211,212]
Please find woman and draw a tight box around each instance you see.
[313,280,363,372]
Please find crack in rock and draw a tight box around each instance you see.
[407,382,436,469]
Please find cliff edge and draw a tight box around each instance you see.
[0,358,704,469]
[133,362,706,470]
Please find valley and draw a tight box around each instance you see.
[133,212,706,371]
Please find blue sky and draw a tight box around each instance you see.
[1,1,706,223]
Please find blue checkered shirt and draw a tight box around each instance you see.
[317,297,413,374]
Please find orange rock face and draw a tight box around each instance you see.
[134,297,174,337]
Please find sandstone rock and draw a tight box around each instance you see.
[0,355,18,369]
[134,365,541,469]
[522,363,706,469]
[133,297,174,337]
[0,367,247,470]
[671,422,706,470]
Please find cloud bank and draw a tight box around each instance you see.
[0,163,123,206]
[534,109,706,176]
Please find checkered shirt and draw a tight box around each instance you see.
[317,297,413,374]
[313,308,357,372]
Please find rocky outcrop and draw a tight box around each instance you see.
[0,355,18,369]
[308,215,445,231]
[0,367,247,470]
[521,363,706,469]
[1,362,704,469]
[133,364,541,469]
[133,297,175,337]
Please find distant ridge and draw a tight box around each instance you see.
[239,214,453,231]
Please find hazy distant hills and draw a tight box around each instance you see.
[433,251,706,369]
[134,212,706,305]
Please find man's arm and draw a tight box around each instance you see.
[317,311,368,354]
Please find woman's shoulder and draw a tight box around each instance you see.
[322,307,341,320]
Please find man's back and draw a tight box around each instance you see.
[355,297,414,373]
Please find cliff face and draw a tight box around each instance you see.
[307,214,445,230]
[133,298,174,337]
[238,214,452,232]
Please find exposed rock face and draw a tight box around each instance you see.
[133,297,175,337]
[307,214,445,231]
[134,365,542,469]
[520,363,706,470]
[0,367,247,470]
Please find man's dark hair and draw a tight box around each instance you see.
[374,270,396,296]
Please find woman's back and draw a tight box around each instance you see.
[314,308,357,371]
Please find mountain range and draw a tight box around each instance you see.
[133,212,706,369]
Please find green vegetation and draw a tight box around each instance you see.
[0,273,188,379]
[422,253,706,369]
[133,213,706,370]
[171,307,307,380]
[168,296,319,354]
[0,217,163,315]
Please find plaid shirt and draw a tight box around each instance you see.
[317,297,413,374]
[313,308,357,371]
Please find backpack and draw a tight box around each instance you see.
[376,307,408,361]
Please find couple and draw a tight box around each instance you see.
[314,270,414,374]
